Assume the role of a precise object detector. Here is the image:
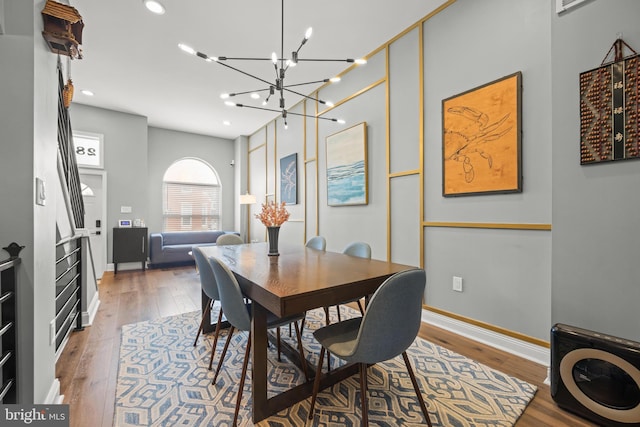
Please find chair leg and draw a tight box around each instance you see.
[402,351,432,427]
[356,299,364,315]
[194,298,212,346]
[359,362,369,427]
[336,305,342,322]
[308,347,325,420]
[233,332,252,427]
[208,308,224,370]
[277,327,282,362]
[299,316,305,337]
[212,326,235,384]
[322,307,332,371]
[293,321,309,381]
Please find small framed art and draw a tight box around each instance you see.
[280,153,298,204]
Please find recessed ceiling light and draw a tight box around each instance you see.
[81,89,94,96]
[223,120,231,126]
[143,0,165,15]
[250,93,260,100]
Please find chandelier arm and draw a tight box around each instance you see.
[283,79,330,88]
[213,59,275,87]
[227,87,272,97]
[233,104,283,114]
[232,103,340,122]
[285,110,340,122]
[296,58,357,62]
[282,87,329,104]
[217,57,273,61]
[218,57,354,62]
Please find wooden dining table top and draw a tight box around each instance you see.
[198,241,417,317]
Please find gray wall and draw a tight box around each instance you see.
[422,0,552,340]
[69,104,148,264]
[68,106,237,265]
[245,0,640,345]
[147,127,235,234]
[0,0,59,403]
[551,0,640,341]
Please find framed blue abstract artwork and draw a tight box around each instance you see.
[280,153,298,204]
[326,122,368,206]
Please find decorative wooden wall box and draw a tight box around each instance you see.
[580,40,639,164]
[41,0,84,59]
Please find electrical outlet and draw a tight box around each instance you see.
[452,276,463,292]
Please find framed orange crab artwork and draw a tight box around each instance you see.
[442,72,522,197]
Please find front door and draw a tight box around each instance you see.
[80,171,107,280]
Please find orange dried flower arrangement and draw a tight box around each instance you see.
[255,201,290,227]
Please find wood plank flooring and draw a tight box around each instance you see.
[56,266,597,427]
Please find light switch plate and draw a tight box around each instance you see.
[121,206,132,213]
[36,177,46,206]
[50,319,56,345]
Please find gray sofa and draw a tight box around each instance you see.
[148,230,239,268]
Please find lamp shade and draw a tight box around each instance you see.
[239,193,257,205]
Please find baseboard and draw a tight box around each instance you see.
[82,292,100,326]
[421,309,550,367]
[44,378,63,404]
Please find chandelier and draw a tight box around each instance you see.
[178,0,366,128]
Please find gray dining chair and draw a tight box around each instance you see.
[207,256,309,427]
[308,268,432,427]
[320,241,370,331]
[191,247,225,371]
[305,236,326,251]
[336,241,370,320]
[215,233,243,246]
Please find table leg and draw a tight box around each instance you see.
[252,303,269,422]
[250,303,358,423]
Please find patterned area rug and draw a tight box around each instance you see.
[115,307,536,426]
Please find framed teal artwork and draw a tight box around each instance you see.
[326,122,368,206]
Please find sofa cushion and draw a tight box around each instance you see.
[162,231,224,246]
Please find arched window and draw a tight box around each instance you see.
[162,158,221,232]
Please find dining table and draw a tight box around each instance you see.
[198,241,416,423]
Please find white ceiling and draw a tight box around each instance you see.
[69,0,448,140]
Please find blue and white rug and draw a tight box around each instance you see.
[115,307,536,426]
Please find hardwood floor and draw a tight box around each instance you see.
[57,266,597,427]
